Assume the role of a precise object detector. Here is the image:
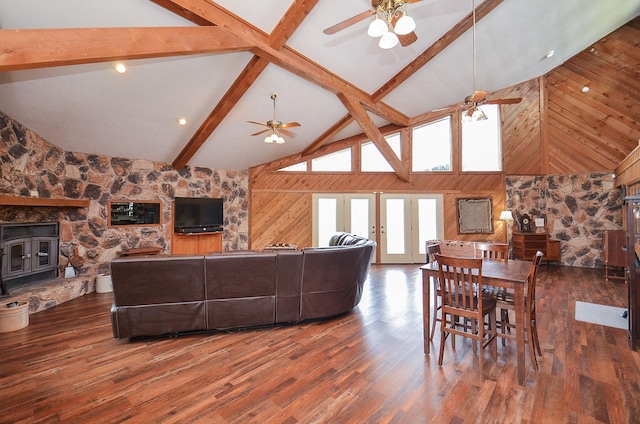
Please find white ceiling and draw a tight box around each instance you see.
[0,0,638,171]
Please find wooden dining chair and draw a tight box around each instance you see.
[435,254,497,380]
[474,242,509,260]
[485,250,544,370]
[426,243,442,341]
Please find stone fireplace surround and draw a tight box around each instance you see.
[0,203,95,313]
[1,111,250,314]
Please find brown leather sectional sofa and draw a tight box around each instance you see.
[109,233,376,339]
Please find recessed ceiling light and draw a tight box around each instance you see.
[545,50,555,58]
[178,118,187,126]
[114,63,127,74]
[581,86,590,93]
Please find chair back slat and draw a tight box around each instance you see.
[436,254,483,314]
[474,242,509,260]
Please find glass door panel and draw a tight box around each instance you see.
[9,242,27,273]
[316,197,339,246]
[413,196,443,263]
[380,194,443,264]
[380,195,412,263]
[313,193,375,250]
[347,195,375,240]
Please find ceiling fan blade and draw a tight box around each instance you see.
[389,13,418,47]
[279,129,296,138]
[398,31,418,47]
[279,122,301,129]
[247,120,269,127]
[323,10,374,35]
[485,98,523,105]
[464,91,487,104]
[471,90,488,103]
[250,129,270,137]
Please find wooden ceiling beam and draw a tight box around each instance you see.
[371,0,504,102]
[172,55,270,169]
[313,0,504,165]
[161,0,409,127]
[301,114,354,156]
[0,27,251,72]
[337,93,410,182]
[171,0,319,168]
[269,0,320,50]
[148,0,215,26]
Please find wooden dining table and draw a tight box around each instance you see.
[421,258,533,385]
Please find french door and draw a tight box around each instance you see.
[312,193,444,264]
[312,194,376,247]
[379,194,444,263]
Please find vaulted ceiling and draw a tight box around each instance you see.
[0,0,638,171]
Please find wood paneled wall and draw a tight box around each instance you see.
[500,78,544,175]
[249,18,640,252]
[546,18,640,174]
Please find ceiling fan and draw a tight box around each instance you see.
[248,94,301,144]
[462,0,521,120]
[323,0,422,49]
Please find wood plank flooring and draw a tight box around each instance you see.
[1,264,639,423]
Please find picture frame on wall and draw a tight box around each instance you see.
[457,197,493,234]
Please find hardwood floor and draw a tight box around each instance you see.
[1,264,639,423]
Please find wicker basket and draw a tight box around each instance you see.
[0,301,30,333]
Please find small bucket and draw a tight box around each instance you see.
[0,301,29,333]
[96,274,113,293]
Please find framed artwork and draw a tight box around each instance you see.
[457,197,493,234]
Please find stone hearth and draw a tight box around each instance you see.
[1,274,98,314]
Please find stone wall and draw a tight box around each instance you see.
[506,173,623,268]
[0,111,249,311]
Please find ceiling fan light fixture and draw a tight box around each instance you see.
[264,134,274,143]
[394,14,415,35]
[379,30,399,49]
[275,136,285,144]
[367,17,387,37]
[464,107,488,122]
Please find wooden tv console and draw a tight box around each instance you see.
[171,200,223,254]
[172,231,222,254]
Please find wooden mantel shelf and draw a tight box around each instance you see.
[0,195,89,208]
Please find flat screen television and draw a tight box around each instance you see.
[173,197,224,233]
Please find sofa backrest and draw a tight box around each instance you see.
[111,255,205,306]
[204,251,278,299]
[329,232,371,246]
[299,241,375,320]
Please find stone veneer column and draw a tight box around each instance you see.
[506,173,623,268]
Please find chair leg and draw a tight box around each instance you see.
[500,309,508,346]
[430,301,439,342]
[477,317,484,381]
[471,319,477,355]
[531,319,542,356]
[527,322,539,371]
[490,310,497,361]
[438,315,448,366]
